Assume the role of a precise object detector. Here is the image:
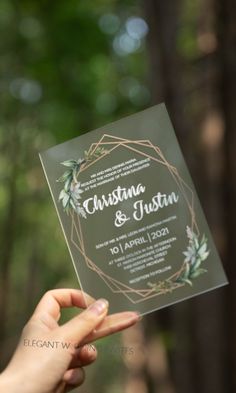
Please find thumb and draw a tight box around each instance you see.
[58,298,109,344]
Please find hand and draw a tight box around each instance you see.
[0,288,140,393]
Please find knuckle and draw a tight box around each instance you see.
[43,289,54,299]
[82,343,97,357]
[79,314,96,333]
[79,312,96,327]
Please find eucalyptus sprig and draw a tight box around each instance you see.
[56,158,86,218]
[148,226,210,293]
[176,226,209,286]
[56,146,108,217]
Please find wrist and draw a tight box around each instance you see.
[0,369,24,393]
[0,370,13,392]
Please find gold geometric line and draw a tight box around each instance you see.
[76,213,155,297]
[73,210,158,298]
[72,198,188,301]
[79,144,121,174]
[68,134,198,302]
[75,138,196,298]
[70,232,146,303]
[71,233,186,304]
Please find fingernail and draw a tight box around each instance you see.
[88,344,96,352]
[120,312,143,325]
[88,298,109,315]
[133,312,143,321]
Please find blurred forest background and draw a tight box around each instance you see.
[0,0,235,392]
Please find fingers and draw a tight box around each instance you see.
[28,289,140,351]
[63,367,85,390]
[70,344,97,368]
[32,289,95,322]
[81,311,141,345]
[64,345,97,392]
[59,298,109,343]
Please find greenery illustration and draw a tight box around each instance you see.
[148,226,210,293]
[56,146,108,216]
[84,146,108,162]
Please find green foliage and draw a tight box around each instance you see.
[56,146,108,216]
[179,226,209,284]
[0,1,150,385]
[148,226,209,293]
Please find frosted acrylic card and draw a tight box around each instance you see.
[39,103,228,316]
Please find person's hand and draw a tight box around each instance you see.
[0,289,140,393]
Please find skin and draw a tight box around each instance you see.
[0,288,140,393]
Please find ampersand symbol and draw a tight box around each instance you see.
[114,210,130,227]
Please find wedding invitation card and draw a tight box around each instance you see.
[39,103,228,316]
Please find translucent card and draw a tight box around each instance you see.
[39,103,228,316]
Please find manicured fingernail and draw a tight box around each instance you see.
[121,312,143,325]
[88,298,109,315]
[134,312,143,321]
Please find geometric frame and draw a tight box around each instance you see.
[68,134,202,304]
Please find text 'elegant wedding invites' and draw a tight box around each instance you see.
[39,103,228,316]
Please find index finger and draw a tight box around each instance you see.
[33,289,95,321]
[81,311,140,345]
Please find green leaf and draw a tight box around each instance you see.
[56,170,72,183]
[182,262,190,279]
[176,277,193,286]
[59,189,65,200]
[200,250,210,261]
[193,236,199,249]
[182,278,193,286]
[69,198,76,210]
[61,159,77,167]
[189,268,207,279]
[191,257,202,271]
[62,193,70,208]
[198,242,207,255]
[64,177,72,191]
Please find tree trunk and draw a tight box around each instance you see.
[217,0,236,391]
[143,0,229,392]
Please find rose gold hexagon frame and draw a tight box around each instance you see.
[69,134,198,304]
